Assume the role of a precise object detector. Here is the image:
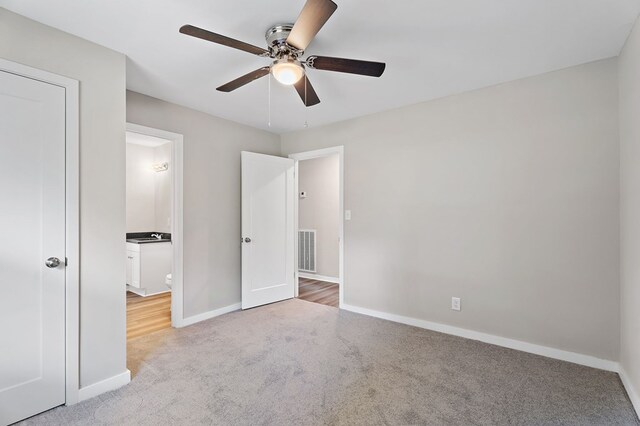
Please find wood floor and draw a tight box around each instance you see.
[298,278,339,307]
[126,291,171,341]
[126,280,334,341]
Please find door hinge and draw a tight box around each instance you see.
[65,257,68,266]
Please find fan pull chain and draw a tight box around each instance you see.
[304,75,309,128]
[268,72,272,127]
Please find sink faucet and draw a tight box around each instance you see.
[151,233,163,240]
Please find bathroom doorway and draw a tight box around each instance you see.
[125,123,184,341]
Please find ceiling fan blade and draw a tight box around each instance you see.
[294,74,321,107]
[286,0,337,51]
[307,56,386,77]
[180,25,269,57]
[217,67,271,92]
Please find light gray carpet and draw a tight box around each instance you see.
[21,299,638,425]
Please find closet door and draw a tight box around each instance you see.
[0,69,67,425]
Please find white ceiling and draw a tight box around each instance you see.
[2,1,639,133]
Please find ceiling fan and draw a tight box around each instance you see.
[179,0,386,107]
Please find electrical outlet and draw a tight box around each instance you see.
[451,297,461,311]
[345,210,352,220]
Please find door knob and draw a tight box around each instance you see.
[45,257,61,268]
[244,237,252,243]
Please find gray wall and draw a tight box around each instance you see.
[619,15,640,404]
[282,59,620,361]
[0,9,127,387]
[154,143,172,233]
[298,155,340,278]
[126,91,281,318]
[126,143,156,232]
[125,141,172,233]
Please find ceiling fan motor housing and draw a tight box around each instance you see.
[265,24,303,58]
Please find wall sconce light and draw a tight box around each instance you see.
[152,162,169,172]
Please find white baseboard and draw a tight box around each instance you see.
[298,272,340,284]
[341,303,619,372]
[126,286,170,297]
[176,303,242,328]
[77,369,130,402]
[619,367,640,418]
[126,285,146,297]
[143,289,171,297]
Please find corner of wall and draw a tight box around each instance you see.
[618,11,640,420]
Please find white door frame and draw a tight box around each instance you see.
[0,58,80,404]
[125,123,186,327]
[289,146,345,307]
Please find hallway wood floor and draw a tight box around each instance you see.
[127,291,171,341]
[298,278,339,307]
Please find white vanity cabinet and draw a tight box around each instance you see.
[126,241,171,296]
[126,249,141,288]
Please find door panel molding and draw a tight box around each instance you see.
[0,59,80,406]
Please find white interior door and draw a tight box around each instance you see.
[0,70,66,424]
[241,152,295,309]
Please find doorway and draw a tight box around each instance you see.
[125,123,184,338]
[239,148,344,310]
[125,131,173,340]
[290,147,344,308]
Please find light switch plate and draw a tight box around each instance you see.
[451,297,461,311]
[345,210,352,220]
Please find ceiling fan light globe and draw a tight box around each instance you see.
[271,59,304,85]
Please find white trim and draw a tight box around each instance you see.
[0,58,81,405]
[126,287,171,298]
[341,303,619,372]
[177,303,242,328]
[293,161,299,298]
[126,123,184,328]
[77,370,131,402]
[298,272,340,284]
[619,367,640,418]
[64,77,80,405]
[289,147,345,307]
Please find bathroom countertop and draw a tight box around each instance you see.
[126,232,172,244]
[126,239,172,244]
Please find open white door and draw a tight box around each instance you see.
[241,152,295,309]
[0,70,66,424]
